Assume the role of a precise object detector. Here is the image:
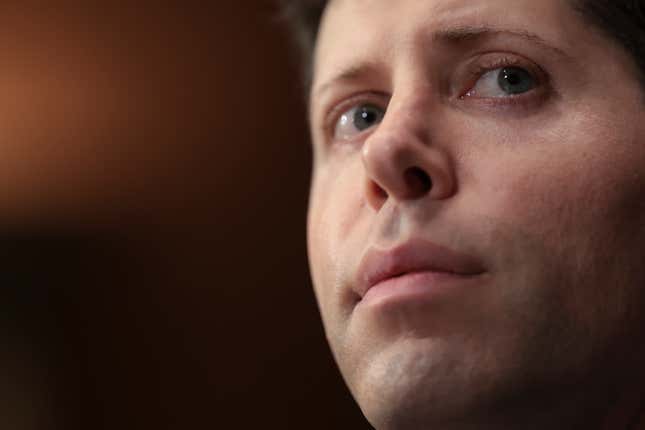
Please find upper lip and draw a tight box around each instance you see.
[354,238,486,298]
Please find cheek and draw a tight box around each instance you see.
[308,158,368,246]
[469,102,645,242]
[307,162,367,303]
[471,117,645,325]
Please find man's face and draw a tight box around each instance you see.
[306,0,645,428]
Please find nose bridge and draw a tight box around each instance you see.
[366,37,433,149]
[381,84,431,140]
[361,86,455,210]
[362,89,429,166]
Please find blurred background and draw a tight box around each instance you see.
[1,1,371,428]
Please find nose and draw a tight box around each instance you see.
[361,100,456,210]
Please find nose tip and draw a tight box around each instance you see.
[362,131,455,209]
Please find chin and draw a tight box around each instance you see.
[346,337,496,430]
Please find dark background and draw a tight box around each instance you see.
[0,2,372,429]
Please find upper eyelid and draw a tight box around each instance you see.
[464,55,548,94]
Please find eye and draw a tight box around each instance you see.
[466,66,537,98]
[334,103,385,140]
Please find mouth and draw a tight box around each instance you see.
[354,238,486,305]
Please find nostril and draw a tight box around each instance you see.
[404,166,432,196]
[370,181,388,200]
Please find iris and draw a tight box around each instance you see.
[353,104,385,131]
[498,67,535,95]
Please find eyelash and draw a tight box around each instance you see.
[458,53,550,108]
[321,53,550,141]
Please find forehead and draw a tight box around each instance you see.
[313,0,581,90]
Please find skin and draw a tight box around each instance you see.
[306,0,645,429]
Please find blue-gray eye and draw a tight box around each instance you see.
[498,67,535,95]
[334,103,385,140]
[354,104,385,131]
[467,66,538,98]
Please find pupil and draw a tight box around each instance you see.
[506,72,521,85]
[354,105,383,131]
[498,67,534,95]
[362,110,375,122]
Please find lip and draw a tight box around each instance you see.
[354,238,486,301]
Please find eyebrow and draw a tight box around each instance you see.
[311,26,571,101]
[311,61,382,103]
[433,26,571,59]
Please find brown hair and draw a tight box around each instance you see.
[278,0,327,89]
[279,0,645,89]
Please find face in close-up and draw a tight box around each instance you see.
[306,0,645,428]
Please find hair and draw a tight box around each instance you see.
[279,0,645,90]
[278,0,328,89]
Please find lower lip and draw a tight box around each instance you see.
[358,271,481,307]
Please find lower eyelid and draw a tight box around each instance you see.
[461,86,551,113]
